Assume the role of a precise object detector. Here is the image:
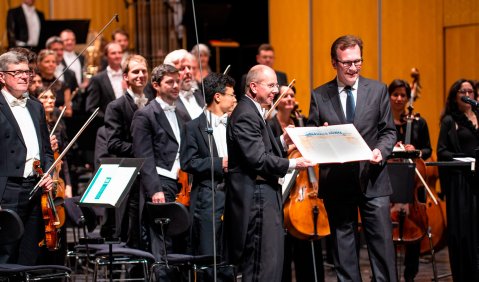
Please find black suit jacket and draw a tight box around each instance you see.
[131,99,190,198]
[85,70,116,119]
[6,6,45,48]
[104,93,138,157]
[307,76,396,200]
[0,94,54,202]
[224,96,289,263]
[61,55,85,85]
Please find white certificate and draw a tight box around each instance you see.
[285,124,372,164]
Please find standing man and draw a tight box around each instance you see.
[180,72,236,281]
[307,35,397,282]
[60,29,86,89]
[0,51,53,265]
[45,36,79,93]
[6,0,45,51]
[102,54,149,244]
[164,49,205,120]
[224,64,312,282]
[131,64,189,280]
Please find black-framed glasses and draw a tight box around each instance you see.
[2,70,33,78]
[336,59,363,68]
[458,89,474,94]
[254,82,280,89]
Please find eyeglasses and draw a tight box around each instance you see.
[458,89,474,94]
[2,70,33,78]
[254,82,279,89]
[336,59,363,68]
[222,93,236,98]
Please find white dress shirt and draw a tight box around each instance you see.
[107,66,124,99]
[205,110,228,158]
[155,97,181,179]
[2,90,40,177]
[179,90,203,119]
[126,89,148,109]
[63,51,82,86]
[21,3,40,46]
[337,78,359,117]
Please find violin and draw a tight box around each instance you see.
[283,110,330,240]
[33,160,65,251]
[176,169,192,206]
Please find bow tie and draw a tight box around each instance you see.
[134,96,148,109]
[215,114,228,127]
[10,98,27,108]
[183,90,194,99]
[163,105,176,112]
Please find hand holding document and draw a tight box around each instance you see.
[285,124,372,164]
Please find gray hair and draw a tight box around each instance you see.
[0,51,28,71]
[245,65,269,94]
[45,36,63,49]
[163,49,189,68]
[190,43,210,57]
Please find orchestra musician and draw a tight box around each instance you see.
[0,51,54,265]
[180,72,237,281]
[388,79,432,282]
[223,64,312,282]
[102,54,149,245]
[437,79,479,281]
[131,64,189,281]
[266,85,325,282]
[307,35,397,282]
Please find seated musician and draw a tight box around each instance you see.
[0,51,54,265]
[179,72,236,281]
[388,79,432,282]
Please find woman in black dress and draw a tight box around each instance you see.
[437,79,479,281]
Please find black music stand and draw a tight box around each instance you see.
[43,20,90,44]
[388,162,416,204]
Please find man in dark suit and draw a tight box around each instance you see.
[224,64,312,282]
[180,72,236,281]
[59,29,86,89]
[102,54,149,245]
[6,0,45,51]
[0,51,53,265]
[164,50,205,120]
[239,44,288,95]
[307,35,397,282]
[131,64,189,280]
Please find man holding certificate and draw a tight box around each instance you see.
[307,35,397,282]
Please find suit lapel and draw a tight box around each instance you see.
[0,94,25,146]
[198,113,218,157]
[353,76,367,125]
[124,93,138,113]
[102,72,116,101]
[152,100,178,143]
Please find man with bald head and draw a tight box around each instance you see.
[223,65,312,281]
[164,49,205,120]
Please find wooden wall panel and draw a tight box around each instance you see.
[444,0,479,27]
[382,0,444,150]
[270,0,311,113]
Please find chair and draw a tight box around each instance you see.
[147,202,218,282]
[0,209,72,281]
[65,198,155,281]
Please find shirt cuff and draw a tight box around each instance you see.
[288,159,296,169]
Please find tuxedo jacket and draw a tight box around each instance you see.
[6,6,45,48]
[307,76,396,200]
[104,93,138,157]
[175,89,205,120]
[85,70,115,119]
[224,96,289,263]
[0,94,54,202]
[61,55,85,86]
[131,99,190,199]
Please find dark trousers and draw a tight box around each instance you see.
[324,195,397,282]
[282,234,324,282]
[0,177,44,265]
[240,183,284,282]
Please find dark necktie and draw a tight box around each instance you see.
[345,86,355,123]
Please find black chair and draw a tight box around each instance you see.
[0,209,71,281]
[65,198,155,281]
[147,202,217,282]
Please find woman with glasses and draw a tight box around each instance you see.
[437,79,479,281]
[37,49,72,117]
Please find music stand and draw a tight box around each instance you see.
[388,162,416,204]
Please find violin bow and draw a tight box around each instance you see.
[265,78,296,119]
[29,108,100,200]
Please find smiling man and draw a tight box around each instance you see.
[307,35,397,282]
